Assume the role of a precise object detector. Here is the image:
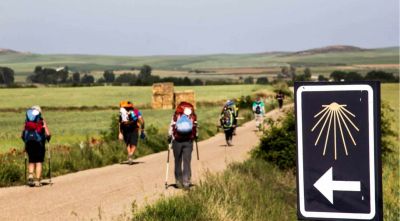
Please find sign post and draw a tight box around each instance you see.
[295,82,382,220]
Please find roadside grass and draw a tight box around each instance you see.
[132,159,297,221]
[132,84,399,221]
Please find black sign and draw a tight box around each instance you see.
[295,82,382,220]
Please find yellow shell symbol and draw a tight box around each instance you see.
[311,102,359,160]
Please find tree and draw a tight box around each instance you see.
[115,73,137,84]
[345,72,363,81]
[364,71,397,82]
[304,67,311,80]
[318,75,328,81]
[192,78,203,85]
[330,71,347,81]
[281,66,289,77]
[290,65,296,80]
[256,77,269,84]
[0,67,15,85]
[138,65,152,79]
[244,76,254,84]
[103,70,115,83]
[81,74,95,84]
[72,72,80,83]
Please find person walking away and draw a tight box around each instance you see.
[222,100,239,135]
[21,106,51,187]
[168,102,197,190]
[220,105,235,146]
[252,97,265,131]
[275,90,285,110]
[118,101,145,165]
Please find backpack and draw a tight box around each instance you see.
[221,108,233,129]
[176,114,193,134]
[255,104,261,114]
[173,102,197,140]
[23,108,43,143]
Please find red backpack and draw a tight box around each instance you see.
[172,102,197,141]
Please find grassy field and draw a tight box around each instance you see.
[0,84,271,152]
[1,47,398,82]
[0,85,269,109]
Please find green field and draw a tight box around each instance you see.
[0,84,271,152]
[1,47,398,82]
[0,85,268,109]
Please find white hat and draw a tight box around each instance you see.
[31,105,42,113]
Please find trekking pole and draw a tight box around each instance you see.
[47,139,52,185]
[24,152,27,185]
[165,140,172,189]
[195,139,199,160]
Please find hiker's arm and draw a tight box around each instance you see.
[139,116,145,130]
[43,120,51,137]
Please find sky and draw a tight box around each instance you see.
[0,0,399,56]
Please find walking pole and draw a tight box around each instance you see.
[165,141,172,189]
[195,139,199,160]
[24,152,27,185]
[48,144,52,185]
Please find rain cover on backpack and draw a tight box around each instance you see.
[176,114,193,134]
[221,108,233,129]
[23,108,43,143]
[172,102,197,140]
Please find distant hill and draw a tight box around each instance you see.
[287,45,365,56]
[0,48,30,55]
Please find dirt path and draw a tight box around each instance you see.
[0,106,291,221]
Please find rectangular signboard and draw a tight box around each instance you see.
[295,82,382,220]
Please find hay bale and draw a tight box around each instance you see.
[152,82,174,95]
[152,83,174,109]
[174,90,196,109]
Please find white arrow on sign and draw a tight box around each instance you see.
[314,167,361,204]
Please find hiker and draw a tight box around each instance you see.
[219,105,237,146]
[275,90,285,110]
[118,101,145,164]
[168,102,197,190]
[252,97,265,131]
[21,105,51,187]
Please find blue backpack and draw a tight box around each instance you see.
[23,109,43,143]
[175,114,193,134]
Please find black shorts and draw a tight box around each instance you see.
[25,141,46,163]
[120,124,139,146]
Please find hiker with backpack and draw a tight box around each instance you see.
[21,106,51,187]
[118,101,145,164]
[275,90,285,110]
[167,102,197,190]
[252,97,265,131]
[220,100,237,146]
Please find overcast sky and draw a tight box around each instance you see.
[0,0,398,55]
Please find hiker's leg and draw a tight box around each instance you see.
[182,141,193,185]
[172,141,183,183]
[28,163,35,175]
[278,100,283,109]
[35,162,42,180]
[224,130,230,141]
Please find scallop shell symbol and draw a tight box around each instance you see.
[311,102,359,160]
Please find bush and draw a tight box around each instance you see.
[252,109,296,170]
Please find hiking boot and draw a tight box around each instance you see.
[27,174,34,187]
[176,180,184,189]
[183,184,190,191]
[34,179,42,187]
[128,158,133,165]
[227,140,233,146]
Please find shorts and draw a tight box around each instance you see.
[25,141,46,163]
[120,124,139,146]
